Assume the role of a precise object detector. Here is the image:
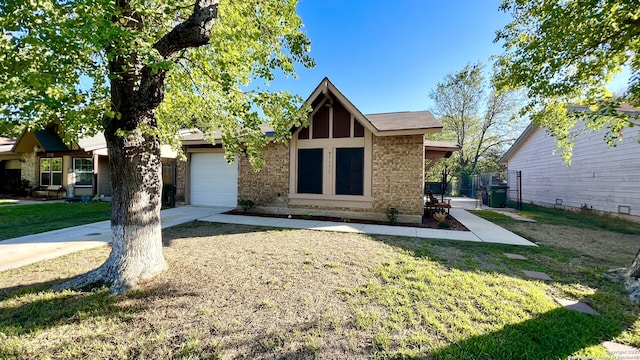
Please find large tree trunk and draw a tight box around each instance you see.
[626,250,640,303]
[53,0,218,294]
[53,111,168,294]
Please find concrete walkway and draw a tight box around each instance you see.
[198,208,536,247]
[0,200,535,272]
[0,206,232,272]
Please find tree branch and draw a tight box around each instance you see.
[177,55,256,96]
[154,0,219,59]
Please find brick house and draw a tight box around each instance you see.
[0,124,178,203]
[179,78,457,223]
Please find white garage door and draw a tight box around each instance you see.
[190,153,238,207]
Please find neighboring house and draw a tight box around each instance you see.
[0,124,177,200]
[178,77,459,223]
[0,137,21,193]
[501,114,640,219]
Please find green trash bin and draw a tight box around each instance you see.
[489,185,509,208]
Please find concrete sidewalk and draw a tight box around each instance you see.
[0,202,535,272]
[0,206,233,272]
[198,208,536,247]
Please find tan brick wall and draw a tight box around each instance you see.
[238,143,289,206]
[372,135,424,216]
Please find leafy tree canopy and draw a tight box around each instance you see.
[0,0,314,168]
[428,62,523,180]
[494,0,640,160]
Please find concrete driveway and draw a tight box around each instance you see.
[0,206,232,272]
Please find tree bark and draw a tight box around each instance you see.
[53,108,167,294]
[53,0,219,294]
[626,250,640,303]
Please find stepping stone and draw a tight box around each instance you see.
[522,270,553,281]
[602,341,640,359]
[554,298,600,315]
[504,253,528,260]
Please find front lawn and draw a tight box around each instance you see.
[0,202,111,240]
[1,209,639,359]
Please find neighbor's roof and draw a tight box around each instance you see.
[501,103,640,164]
[366,111,441,132]
[33,129,70,152]
[566,103,640,114]
[77,133,107,152]
[0,137,15,153]
[500,125,538,164]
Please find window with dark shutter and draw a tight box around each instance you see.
[335,148,364,195]
[297,148,323,194]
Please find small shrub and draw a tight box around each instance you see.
[341,216,350,223]
[433,212,447,223]
[386,207,399,224]
[238,199,255,213]
[438,221,451,229]
[302,213,313,220]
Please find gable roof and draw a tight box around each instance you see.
[501,103,640,164]
[12,128,70,153]
[366,111,441,132]
[182,77,444,146]
[305,77,442,136]
[500,124,538,164]
[33,129,70,152]
[0,137,16,154]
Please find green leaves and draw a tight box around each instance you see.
[495,0,640,158]
[157,0,313,169]
[428,62,523,174]
[0,0,313,169]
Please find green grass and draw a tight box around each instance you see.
[343,246,634,359]
[482,203,640,235]
[0,207,639,358]
[0,202,111,240]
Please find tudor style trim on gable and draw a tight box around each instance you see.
[287,78,442,211]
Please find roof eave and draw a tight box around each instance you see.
[375,127,442,137]
[305,77,380,135]
[499,124,537,164]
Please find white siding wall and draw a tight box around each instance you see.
[507,124,640,217]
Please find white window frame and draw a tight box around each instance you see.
[40,157,63,186]
[73,157,94,187]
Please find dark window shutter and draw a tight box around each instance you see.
[297,149,323,194]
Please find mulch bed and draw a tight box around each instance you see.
[225,210,469,231]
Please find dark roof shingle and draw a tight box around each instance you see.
[365,111,441,131]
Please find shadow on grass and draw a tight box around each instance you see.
[428,305,620,360]
[161,220,302,246]
[0,288,133,336]
[0,281,197,338]
[0,278,68,302]
[360,234,639,358]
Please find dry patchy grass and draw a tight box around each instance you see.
[1,218,639,359]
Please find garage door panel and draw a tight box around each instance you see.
[190,153,238,207]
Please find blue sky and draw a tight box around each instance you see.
[273,0,630,115]
[272,0,512,115]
